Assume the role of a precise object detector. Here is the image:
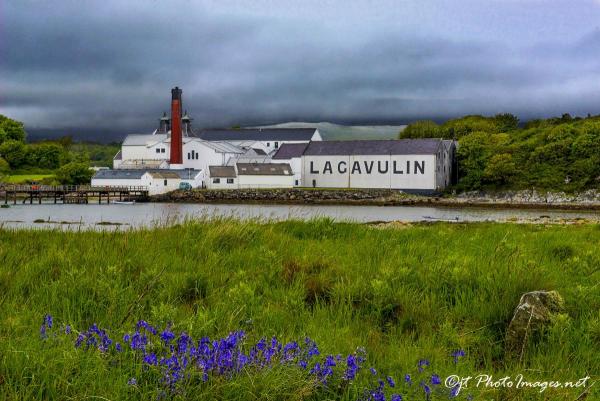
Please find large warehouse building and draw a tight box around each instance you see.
[92,87,457,193]
[300,139,455,192]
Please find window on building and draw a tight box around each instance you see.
[295,180,299,186]
[227,178,234,184]
[156,148,160,153]
[161,148,165,153]
[266,142,270,147]
[213,178,221,184]
[195,153,199,160]
[164,179,167,186]
[275,141,279,149]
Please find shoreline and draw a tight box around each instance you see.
[150,189,600,211]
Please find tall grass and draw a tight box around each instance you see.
[0,220,599,400]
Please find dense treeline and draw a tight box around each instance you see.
[400,113,600,192]
[0,115,118,184]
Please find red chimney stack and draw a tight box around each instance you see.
[169,87,183,166]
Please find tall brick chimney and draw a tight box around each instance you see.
[169,87,183,167]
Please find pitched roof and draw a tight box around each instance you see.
[92,169,202,180]
[198,128,317,142]
[184,138,244,153]
[272,143,309,159]
[147,171,181,179]
[303,139,442,156]
[122,134,167,146]
[92,169,147,179]
[236,163,292,176]
[209,166,237,178]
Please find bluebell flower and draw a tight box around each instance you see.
[143,353,157,365]
[370,367,377,375]
[127,377,137,386]
[391,395,402,401]
[65,325,71,335]
[404,374,412,385]
[418,359,430,372]
[431,374,441,385]
[452,349,466,364]
[386,375,396,388]
[450,384,460,398]
[45,315,53,329]
[115,343,122,352]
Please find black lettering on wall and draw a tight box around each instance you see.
[378,160,389,174]
[393,160,403,174]
[310,161,318,174]
[364,161,374,174]
[406,160,411,174]
[323,161,333,174]
[414,160,425,174]
[351,161,362,174]
[338,161,347,174]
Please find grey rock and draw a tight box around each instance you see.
[505,290,564,358]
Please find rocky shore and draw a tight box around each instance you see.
[150,188,600,210]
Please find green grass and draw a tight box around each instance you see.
[0,220,599,400]
[4,174,55,184]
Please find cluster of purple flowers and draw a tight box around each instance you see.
[40,315,470,400]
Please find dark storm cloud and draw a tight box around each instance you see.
[2,0,600,140]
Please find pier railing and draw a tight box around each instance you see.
[1,184,148,192]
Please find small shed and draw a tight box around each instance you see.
[236,163,294,189]
[143,171,181,195]
[207,166,238,189]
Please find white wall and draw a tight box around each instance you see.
[206,177,238,189]
[271,157,302,186]
[183,141,239,172]
[302,155,438,190]
[237,175,294,188]
[142,174,181,195]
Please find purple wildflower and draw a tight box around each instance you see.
[452,349,466,364]
[127,377,137,386]
[391,395,402,401]
[65,325,71,335]
[431,374,441,385]
[418,359,430,372]
[386,376,396,388]
[405,374,412,385]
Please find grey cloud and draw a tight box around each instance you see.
[2,0,600,140]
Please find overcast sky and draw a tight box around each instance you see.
[2,0,600,139]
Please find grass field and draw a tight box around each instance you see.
[0,220,599,400]
[3,174,55,184]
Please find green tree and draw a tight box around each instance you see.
[400,120,441,139]
[494,113,519,132]
[0,127,7,145]
[27,143,64,169]
[0,115,26,142]
[441,115,499,139]
[0,140,27,168]
[483,153,517,185]
[0,157,9,174]
[55,162,93,185]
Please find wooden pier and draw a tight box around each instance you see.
[1,185,149,205]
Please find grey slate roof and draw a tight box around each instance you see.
[209,166,237,178]
[303,139,442,156]
[198,128,317,142]
[236,163,292,176]
[92,169,147,179]
[92,169,202,180]
[272,143,308,159]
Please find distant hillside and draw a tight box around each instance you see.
[256,122,406,140]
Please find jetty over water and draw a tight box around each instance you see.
[1,185,148,205]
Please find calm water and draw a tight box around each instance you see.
[0,202,599,230]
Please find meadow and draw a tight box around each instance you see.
[0,220,598,400]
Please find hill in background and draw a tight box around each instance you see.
[257,122,406,140]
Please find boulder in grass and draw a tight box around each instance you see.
[505,290,565,358]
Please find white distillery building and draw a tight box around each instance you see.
[301,139,455,193]
[271,143,308,187]
[207,163,294,189]
[91,169,203,195]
